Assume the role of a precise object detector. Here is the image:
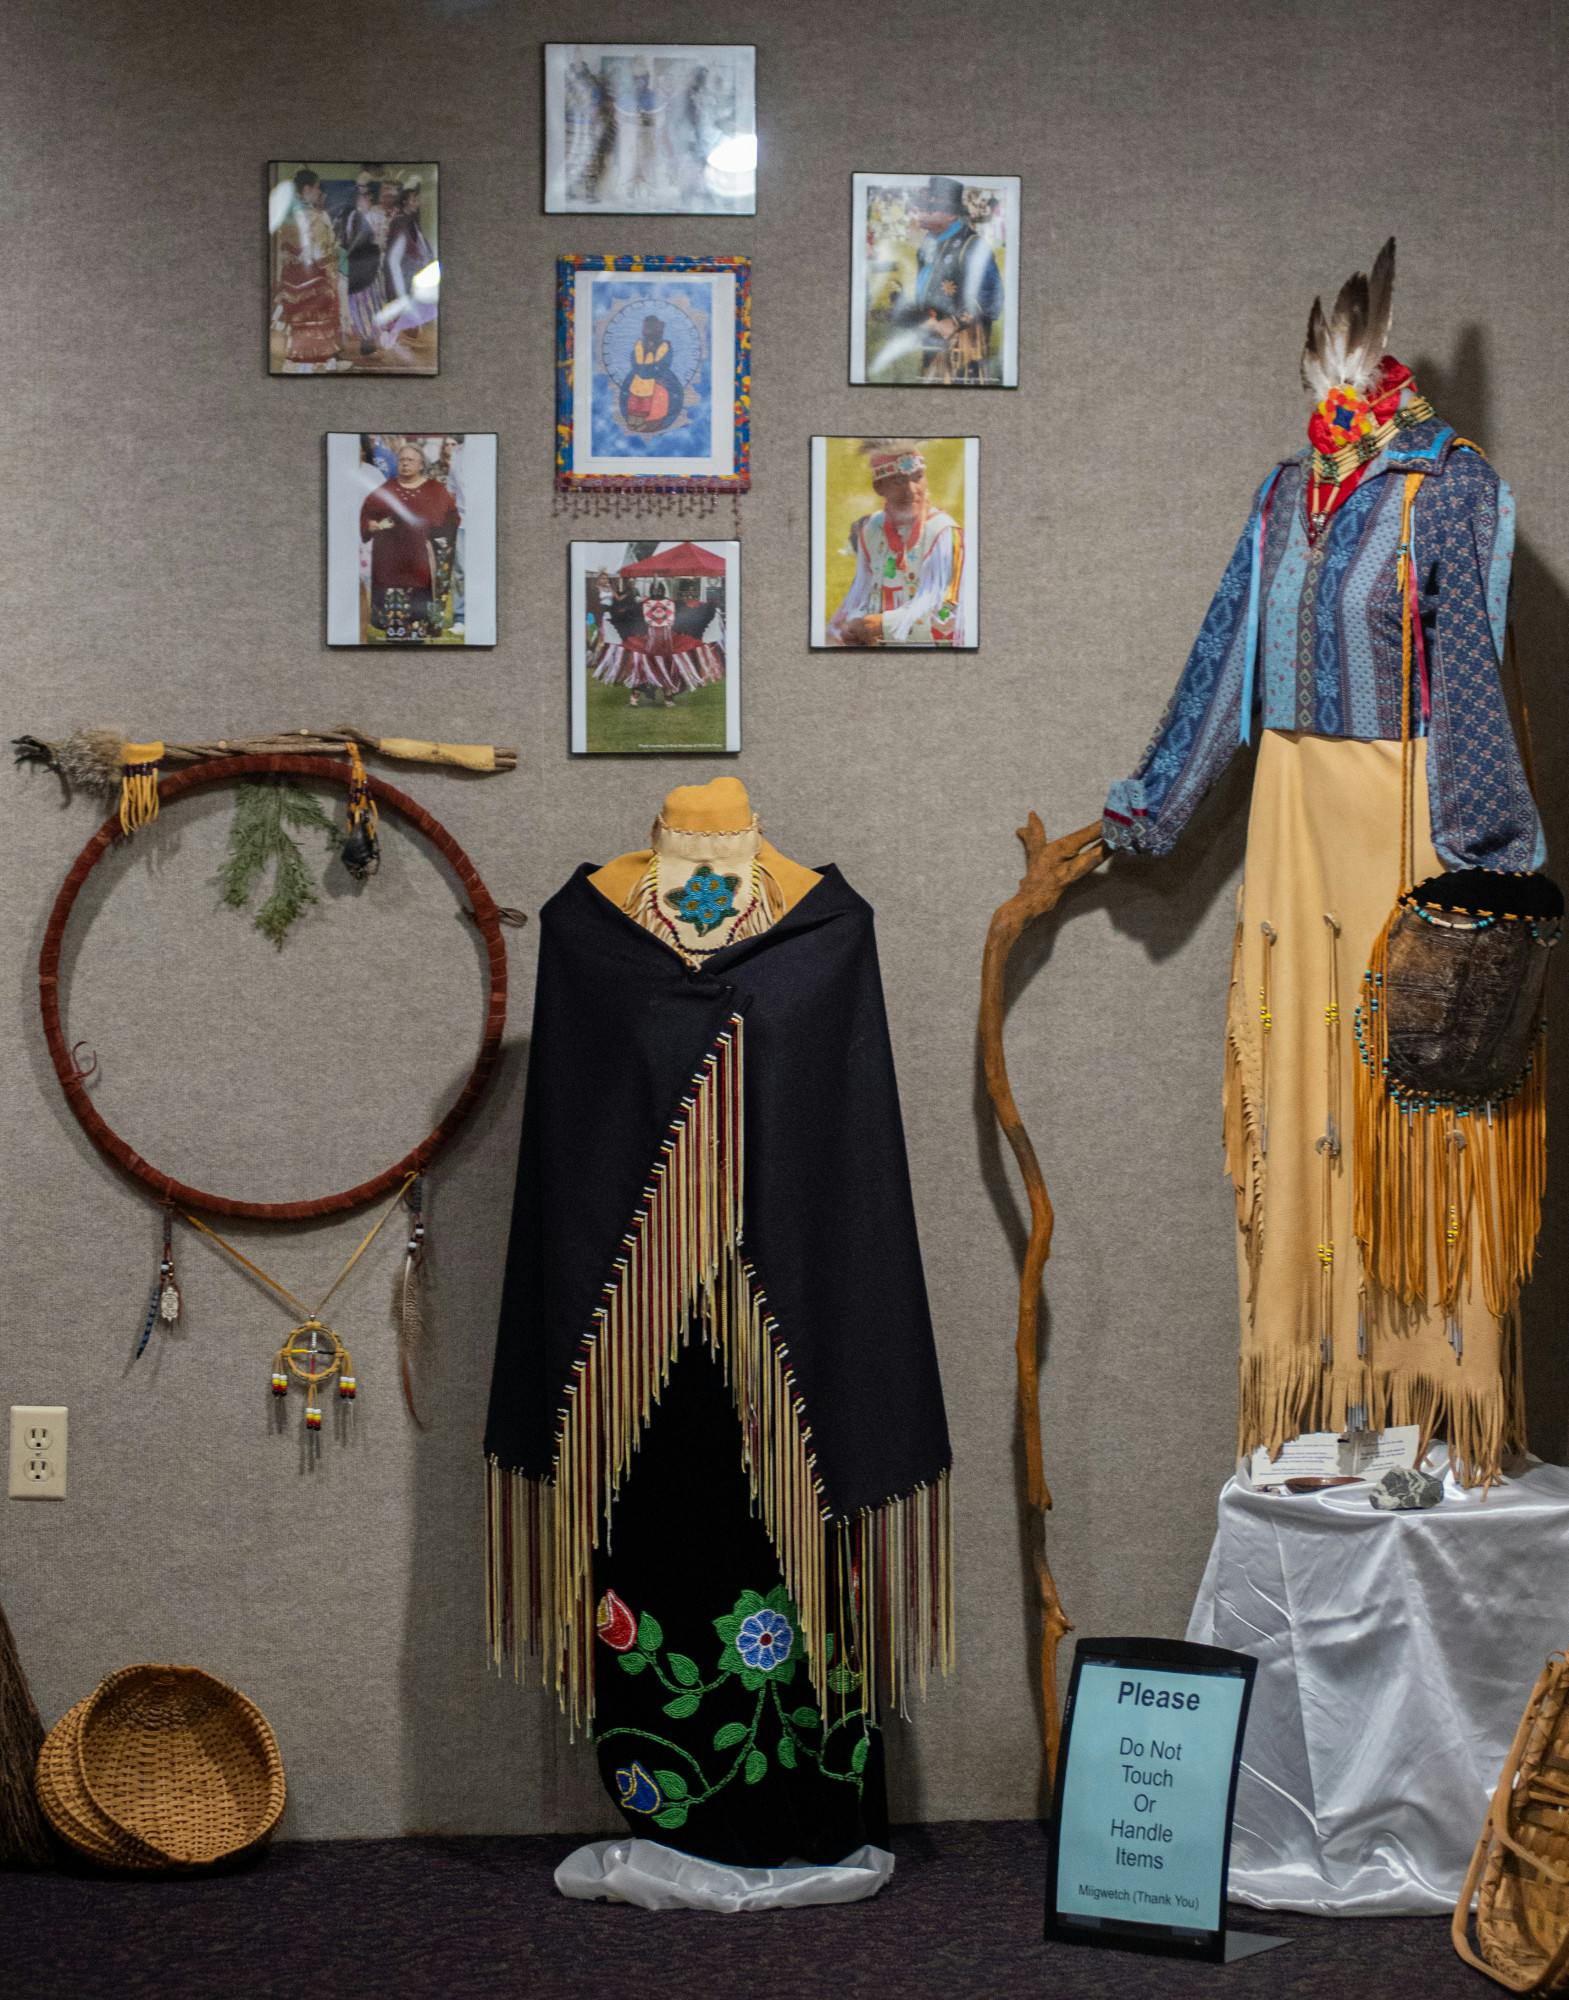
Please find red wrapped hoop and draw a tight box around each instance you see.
[38,754,509,1220]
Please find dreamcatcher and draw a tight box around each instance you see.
[36,752,511,1447]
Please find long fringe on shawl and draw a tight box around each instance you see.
[485,1014,953,1730]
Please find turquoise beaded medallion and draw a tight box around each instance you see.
[664,863,741,937]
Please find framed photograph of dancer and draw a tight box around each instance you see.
[850,173,1020,388]
[570,540,741,755]
[556,255,752,501]
[810,436,979,650]
[268,162,440,376]
[325,433,497,648]
[543,44,756,216]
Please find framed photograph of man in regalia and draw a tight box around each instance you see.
[325,433,497,647]
[850,174,1020,388]
[555,255,751,503]
[268,161,440,375]
[810,437,979,651]
[570,540,741,755]
[543,44,756,216]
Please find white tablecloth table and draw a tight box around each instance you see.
[1186,1453,1569,1914]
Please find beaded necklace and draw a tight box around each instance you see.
[1306,395,1435,542]
[639,853,766,968]
[881,505,929,580]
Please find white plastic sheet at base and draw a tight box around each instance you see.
[1188,1452,1569,1914]
[554,1837,895,1912]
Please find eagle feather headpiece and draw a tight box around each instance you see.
[1301,237,1396,401]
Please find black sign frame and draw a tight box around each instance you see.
[1045,1635,1257,1964]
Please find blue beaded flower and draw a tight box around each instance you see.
[665,863,740,937]
[616,1761,662,1813]
[715,1585,803,1687]
[736,1607,793,1673]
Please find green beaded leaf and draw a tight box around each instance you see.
[654,1805,689,1831]
[713,1721,748,1751]
[653,1769,689,1800]
[637,1611,664,1654]
[777,1735,797,1770]
[713,1614,745,1644]
[667,1653,701,1687]
[663,1693,700,1720]
[828,1665,860,1694]
[617,1651,649,1676]
[744,1748,768,1785]
[851,1735,870,1774]
[791,1706,821,1730]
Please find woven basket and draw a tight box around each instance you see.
[1454,1654,1569,1992]
[35,1698,166,1870]
[74,1664,285,1867]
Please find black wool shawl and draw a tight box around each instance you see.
[484,864,952,1723]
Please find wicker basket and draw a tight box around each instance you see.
[76,1664,286,1867]
[1454,1654,1569,1993]
[35,1666,285,1870]
[35,1699,166,1870]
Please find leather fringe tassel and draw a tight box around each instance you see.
[485,1014,954,1732]
[117,742,164,834]
[1354,914,1547,1327]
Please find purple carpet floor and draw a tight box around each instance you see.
[2,1817,1491,1999]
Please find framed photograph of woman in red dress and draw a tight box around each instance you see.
[326,434,496,647]
[268,162,440,376]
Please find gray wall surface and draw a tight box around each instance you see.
[2,0,1565,1841]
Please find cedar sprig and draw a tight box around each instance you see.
[219,779,340,948]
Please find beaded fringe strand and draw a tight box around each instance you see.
[485,1013,953,1731]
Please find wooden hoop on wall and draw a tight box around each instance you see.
[39,753,508,1221]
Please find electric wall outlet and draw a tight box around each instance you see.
[9,1406,67,1500]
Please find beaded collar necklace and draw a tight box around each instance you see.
[639,853,764,968]
[882,505,929,574]
[1309,395,1433,486]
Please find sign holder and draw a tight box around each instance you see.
[1045,1635,1285,1965]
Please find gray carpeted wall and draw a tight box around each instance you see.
[2,0,1565,1841]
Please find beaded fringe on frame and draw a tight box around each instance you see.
[485,1014,954,1731]
[1225,732,1533,1491]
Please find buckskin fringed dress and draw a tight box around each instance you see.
[1103,392,1544,1487]
[484,865,953,1864]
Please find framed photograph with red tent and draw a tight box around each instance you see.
[570,539,740,754]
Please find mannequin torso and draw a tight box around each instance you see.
[591,776,820,965]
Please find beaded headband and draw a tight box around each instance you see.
[867,450,926,483]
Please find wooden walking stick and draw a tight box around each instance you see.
[979,814,1105,1786]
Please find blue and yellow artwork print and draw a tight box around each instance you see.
[590,280,713,461]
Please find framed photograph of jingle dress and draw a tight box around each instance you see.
[570,539,740,755]
[555,255,751,500]
[850,173,1020,388]
[325,433,497,647]
[544,44,756,216]
[810,436,979,650]
[268,161,440,375]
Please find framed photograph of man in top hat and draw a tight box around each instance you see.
[850,173,1020,387]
